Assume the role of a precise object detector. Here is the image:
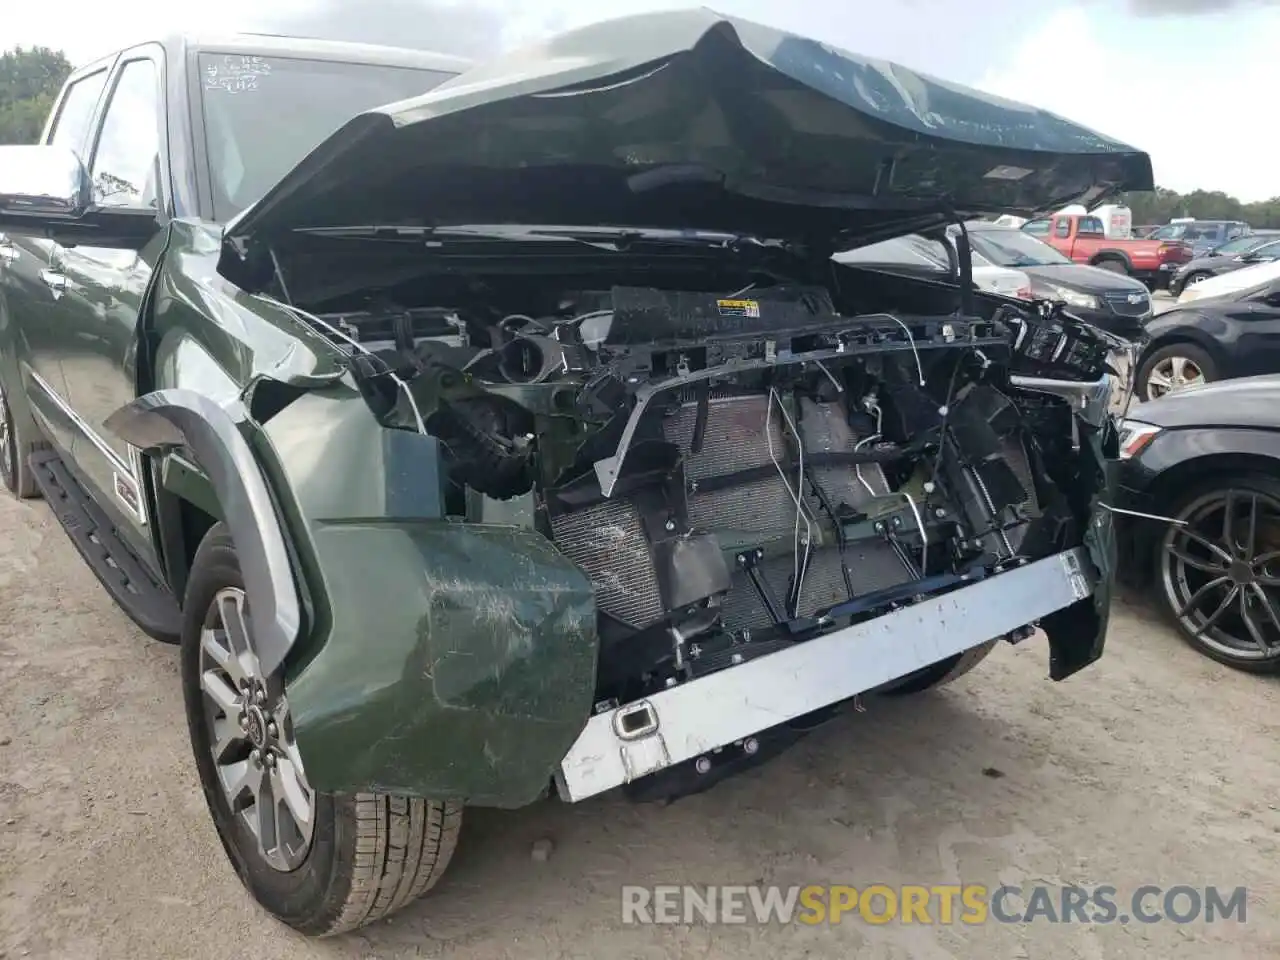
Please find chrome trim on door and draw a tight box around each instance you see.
[27,368,148,525]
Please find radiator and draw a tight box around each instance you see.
[551,394,913,632]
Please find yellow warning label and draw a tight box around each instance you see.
[716,298,761,318]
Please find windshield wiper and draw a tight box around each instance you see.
[292,223,801,254]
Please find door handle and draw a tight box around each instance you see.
[39,269,67,296]
[40,269,66,290]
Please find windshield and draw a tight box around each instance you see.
[1152,222,1231,242]
[834,235,951,273]
[968,230,1071,268]
[199,53,457,222]
[1216,235,1269,255]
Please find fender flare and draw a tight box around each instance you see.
[1090,249,1133,272]
[104,388,301,676]
[1137,426,1280,487]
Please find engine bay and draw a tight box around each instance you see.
[290,261,1113,706]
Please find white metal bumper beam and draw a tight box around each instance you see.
[556,548,1095,802]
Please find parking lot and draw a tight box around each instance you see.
[2,457,1279,959]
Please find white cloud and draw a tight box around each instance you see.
[977,6,1278,201]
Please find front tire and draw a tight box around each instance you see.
[1153,475,1280,673]
[181,523,462,935]
[1136,342,1217,401]
[0,376,45,499]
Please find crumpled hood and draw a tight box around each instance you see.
[219,7,1153,285]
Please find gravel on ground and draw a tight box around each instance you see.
[2,487,1278,960]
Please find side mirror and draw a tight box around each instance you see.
[0,143,92,218]
[0,144,158,248]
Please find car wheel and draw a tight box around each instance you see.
[1095,259,1128,275]
[0,376,44,499]
[182,523,462,936]
[1154,475,1280,673]
[1135,343,1216,401]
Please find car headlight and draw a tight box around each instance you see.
[1035,283,1100,310]
[1116,419,1162,460]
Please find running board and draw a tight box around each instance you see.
[555,548,1096,802]
[29,449,181,642]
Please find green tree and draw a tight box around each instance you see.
[1123,188,1280,230]
[0,46,73,145]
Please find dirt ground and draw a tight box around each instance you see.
[2,488,1279,960]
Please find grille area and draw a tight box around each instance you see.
[1003,436,1040,516]
[549,498,664,627]
[719,540,910,632]
[551,393,915,634]
[663,396,798,534]
[1102,290,1150,317]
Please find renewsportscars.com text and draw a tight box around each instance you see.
[621,884,1248,926]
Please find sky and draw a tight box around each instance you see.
[5,0,1278,201]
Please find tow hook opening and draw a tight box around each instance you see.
[614,702,658,739]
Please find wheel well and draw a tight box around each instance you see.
[1090,252,1130,269]
[1138,333,1218,372]
[154,489,218,605]
[1124,452,1280,590]
[1146,452,1280,513]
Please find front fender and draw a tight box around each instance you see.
[1135,426,1280,482]
[1012,374,1118,680]
[259,386,599,808]
[1140,312,1226,363]
[104,388,302,676]
[285,519,597,807]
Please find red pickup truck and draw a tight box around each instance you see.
[1023,213,1193,289]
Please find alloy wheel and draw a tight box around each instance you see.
[1160,489,1280,662]
[1146,354,1205,399]
[198,587,315,871]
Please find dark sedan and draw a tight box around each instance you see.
[958,222,1152,340]
[1114,376,1280,672]
[1167,236,1280,298]
[1134,272,1280,400]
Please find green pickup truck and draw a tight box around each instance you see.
[0,10,1149,938]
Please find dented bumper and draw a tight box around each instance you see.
[554,547,1098,802]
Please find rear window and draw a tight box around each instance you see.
[1076,216,1105,237]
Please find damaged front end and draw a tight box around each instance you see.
[213,8,1144,805]
[262,249,1118,804]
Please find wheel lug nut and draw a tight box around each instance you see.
[267,722,278,738]
[238,714,248,729]
[263,752,276,768]
[251,749,262,765]
[254,689,266,705]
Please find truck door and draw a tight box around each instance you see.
[1051,216,1077,261]
[52,48,166,564]
[0,65,111,455]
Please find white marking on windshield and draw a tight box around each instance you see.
[204,55,273,94]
